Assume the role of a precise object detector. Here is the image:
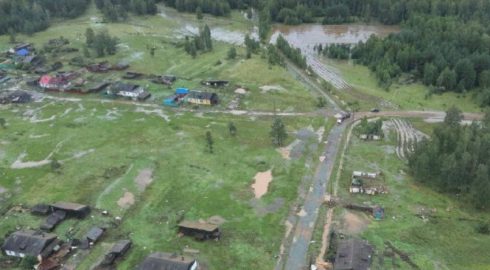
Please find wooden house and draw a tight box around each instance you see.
[49,202,90,218]
[185,91,218,106]
[2,230,60,259]
[137,252,199,270]
[108,82,151,100]
[178,220,221,241]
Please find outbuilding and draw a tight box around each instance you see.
[178,220,221,241]
[137,252,198,270]
[50,202,90,218]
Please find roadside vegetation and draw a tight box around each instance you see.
[334,117,490,270]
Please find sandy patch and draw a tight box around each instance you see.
[319,156,326,162]
[117,191,135,208]
[135,168,154,191]
[342,211,370,235]
[259,85,285,93]
[251,169,273,199]
[135,107,170,122]
[277,139,302,160]
[234,88,247,94]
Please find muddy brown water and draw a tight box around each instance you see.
[270,24,400,50]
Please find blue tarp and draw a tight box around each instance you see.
[16,48,29,57]
[175,88,189,95]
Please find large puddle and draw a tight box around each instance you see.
[175,24,258,45]
[251,169,273,199]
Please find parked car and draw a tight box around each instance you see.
[370,108,380,113]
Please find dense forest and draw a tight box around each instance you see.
[408,107,490,209]
[0,0,90,34]
[160,0,257,16]
[94,0,158,21]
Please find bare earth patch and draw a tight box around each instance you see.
[342,210,370,235]
[251,169,273,199]
[0,186,7,194]
[234,88,247,94]
[207,215,227,225]
[259,85,286,93]
[117,191,135,208]
[135,168,154,192]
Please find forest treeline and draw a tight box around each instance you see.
[409,107,490,210]
[0,0,90,34]
[94,0,158,21]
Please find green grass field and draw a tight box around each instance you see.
[326,59,483,113]
[0,98,330,269]
[334,120,490,270]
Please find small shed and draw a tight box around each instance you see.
[334,239,373,270]
[85,227,105,243]
[101,240,132,266]
[178,220,221,240]
[136,252,198,270]
[50,202,90,218]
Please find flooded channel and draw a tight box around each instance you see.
[270,24,399,51]
[270,24,400,89]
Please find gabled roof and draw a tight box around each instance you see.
[50,202,88,212]
[85,227,104,242]
[187,91,217,100]
[137,252,197,270]
[2,230,57,257]
[112,82,140,92]
[110,240,131,254]
[178,220,219,232]
[334,239,373,270]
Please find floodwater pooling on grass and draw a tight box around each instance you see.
[251,169,273,199]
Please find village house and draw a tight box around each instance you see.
[49,201,90,218]
[108,82,151,100]
[178,220,221,241]
[185,91,218,106]
[137,252,199,270]
[334,239,373,270]
[101,240,132,266]
[2,230,61,259]
[201,80,229,87]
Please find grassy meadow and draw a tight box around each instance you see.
[325,59,483,113]
[0,98,330,269]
